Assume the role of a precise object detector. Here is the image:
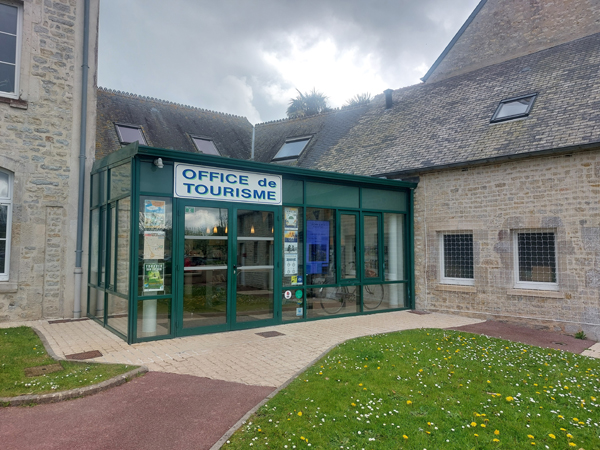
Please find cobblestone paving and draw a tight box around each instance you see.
[3,312,598,387]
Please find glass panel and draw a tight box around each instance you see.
[273,139,309,160]
[116,198,131,295]
[282,288,304,322]
[496,97,534,119]
[116,125,146,145]
[88,287,105,319]
[0,33,16,64]
[362,188,407,211]
[283,207,303,287]
[364,215,379,278]
[0,62,15,94]
[384,213,405,281]
[137,299,171,338]
[282,179,303,204]
[0,4,18,35]
[306,286,358,318]
[140,161,173,194]
[101,170,107,205]
[0,204,7,238]
[340,214,357,279]
[89,209,99,285]
[108,206,116,287]
[518,232,556,283]
[236,210,274,323]
[306,208,335,285]
[363,283,406,311]
[306,182,359,208]
[183,207,228,328]
[91,173,100,207]
[0,239,5,274]
[138,197,172,296]
[107,293,128,337]
[0,172,9,198]
[100,208,106,286]
[443,233,473,279]
[192,137,220,155]
[110,163,131,199]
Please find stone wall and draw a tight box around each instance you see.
[414,148,600,339]
[427,0,600,83]
[0,0,99,321]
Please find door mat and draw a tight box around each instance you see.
[65,350,103,360]
[256,331,285,338]
[25,363,64,377]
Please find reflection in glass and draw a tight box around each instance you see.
[363,284,406,311]
[306,286,358,318]
[384,213,405,282]
[137,299,171,338]
[0,171,9,198]
[107,293,128,337]
[364,216,379,278]
[306,208,335,286]
[109,205,116,286]
[116,198,131,295]
[340,214,357,279]
[110,163,131,199]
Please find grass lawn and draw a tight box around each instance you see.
[0,326,137,398]
[224,328,599,449]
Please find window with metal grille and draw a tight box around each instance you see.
[513,230,557,290]
[440,232,474,285]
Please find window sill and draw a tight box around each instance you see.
[507,288,564,299]
[436,284,476,293]
[0,95,28,110]
[0,282,18,293]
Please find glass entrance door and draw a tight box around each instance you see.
[233,208,276,327]
[181,205,229,332]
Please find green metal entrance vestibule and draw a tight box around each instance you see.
[88,143,417,343]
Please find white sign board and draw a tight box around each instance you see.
[174,163,282,205]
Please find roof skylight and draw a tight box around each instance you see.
[491,94,537,123]
[272,137,311,161]
[191,136,220,155]
[115,124,147,145]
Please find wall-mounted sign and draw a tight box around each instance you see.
[174,163,282,205]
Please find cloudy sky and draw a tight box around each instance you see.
[98,0,480,124]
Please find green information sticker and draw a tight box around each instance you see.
[295,289,303,299]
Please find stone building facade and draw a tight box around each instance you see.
[0,0,99,321]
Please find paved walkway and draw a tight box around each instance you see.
[2,311,485,388]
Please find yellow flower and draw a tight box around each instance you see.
[298,411,302,416]
[531,443,536,446]
[506,396,514,402]
[474,434,479,437]
[351,403,356,407]
[480,424,486,428]
[258,429,261,432]
[572,418,578,422]
[406,400,412,405]
[300,436,305,441]
[493,439,500,442]
[494,430,500,435]
[359,383,363,386]
[548,434,555,439]
[568,443,577,447]
[403,435,408,440]
[558,415,564,419]
[527,435,535,439]
[364,365,368,368]
[567,433,573,438]
[471,422,477,427]
[426,431,431,435]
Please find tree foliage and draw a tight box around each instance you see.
[286,88,330,119]
[345,92,372,107]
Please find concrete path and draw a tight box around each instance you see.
[2,311,484,388]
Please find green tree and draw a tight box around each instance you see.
[345,92,371,107]
[286,88,330,119]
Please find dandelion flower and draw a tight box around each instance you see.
[494,430,500,435]
[493,438,500,442]
[568,444,577,447]
[506,396,514,402]
[566,433,573,438]
[471,422,477,427]
[548,434,555,439]
[298,412,303,416]
[527,435,535,439]
[406,400,412,405]
[403,435,408,440]
[474,433,479,437]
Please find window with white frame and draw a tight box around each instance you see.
[0,169,13,281]
[440,232,474,285]
[513,230,558,290]
[0,1,22,98]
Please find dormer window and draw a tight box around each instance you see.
[191,136,220,155]
[115,124,147,145]
[272,137,311,162]
[491,94,537,123]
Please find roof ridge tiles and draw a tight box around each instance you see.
[97,86,247,119]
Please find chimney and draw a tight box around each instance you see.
[384,89,393,109]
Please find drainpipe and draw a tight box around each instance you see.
[251,125,255,160]
[73,0,91,318]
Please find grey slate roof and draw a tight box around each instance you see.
[253,105,370,168]
[311,32,600,177]
[96,88,253,160]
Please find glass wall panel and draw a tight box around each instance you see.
[116,198,131,295]
[107,293,128,337]
[363,283,406,311]
[236,210,274,323]
[91,173,100,207]
[109,205,116,287]
[140,161,173,195]
[384,213,405,282]
[306,286,358,318]
[100,208,106,287]
[282,179,303,204]
[361,188,407,211]
[282,207,303,286]
[282,288,304,322]
[364,215,379,278]
[183,207,228,328]
[340,214,357,279]
[137,299,171,338]
[306,208,336,285]
[88,286,104,319]
[138,196,172,296]
[306,182,359,208]
[110,163,131,200]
